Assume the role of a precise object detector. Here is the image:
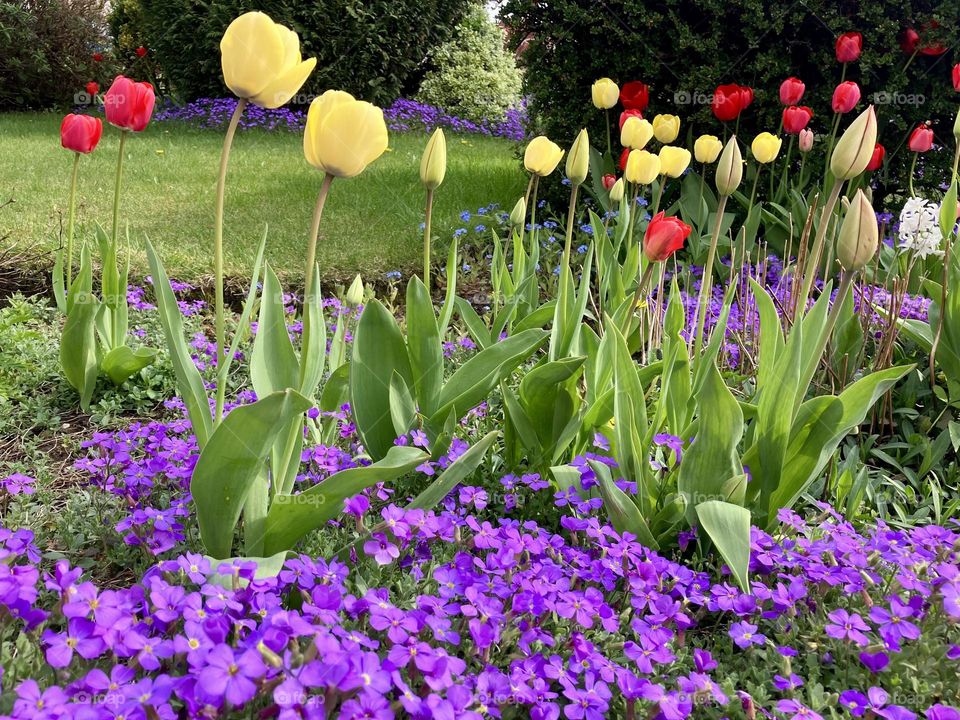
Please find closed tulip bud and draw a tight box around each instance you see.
[652,114,680,143]
[830,106,878,180]
[954,107,960,140]
[625,150,660,185]
[694,135,723,164]
[345,274,364,306]
[60,114,103,154]
[779,77,805,105]
[908,123,934,153]
[643,211,692,262]
[602,174,616,190]
[609,177,625,203]
[221,12,317,109]
[591,78,620,109]
[621,117,653,150]
[953,63,960,92]
[837,190,878,272]
[566,129,590,186]
[509,197,526,228]
[939,179,958,240]
[304,90,389,178]
[835,32,863,63]
[524,136,564,177]
[799,129,814,153]
[659,146,691,177]
[420,128,446,190]
[831,81,861,114]
[782,106,814,135]
[751,132,782,164]
[865,143,885,171]
[715,136,743,196]
[104,75,155,132]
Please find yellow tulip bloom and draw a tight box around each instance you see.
[591,78,620,109]
[304,90,388,178]
[621,117,653,150]
[625,150,660,185]
[220,12,317,109]
[524,136,564,177]
[609,178,625,203]
[658,146,691,178]
[652,114,680,143]
[566,129,590,186]
[420,128,446,190]
[694,135,723,164]
[751,132,783,164]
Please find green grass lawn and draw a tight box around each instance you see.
[0,112,525,283]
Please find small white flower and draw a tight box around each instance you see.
[898,196,943,259]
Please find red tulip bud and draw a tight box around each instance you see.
[779,77,805,106]
[92,52,103,62]
[712,84,752,122]
[832,81,861,114]
[865,143,885,171]
[60,114,103,154]
[782,106,814,134]
[619,147,630,172]
[835,32,862,63]
[136,46,148,58]
[602,174,617,191]
[908,124,934,153]
[643,211,691,262]
[85,81,99,97]
[104,75,155,132]
[953,64,960,92]
[619,108,643,130]
[619,81,649,112]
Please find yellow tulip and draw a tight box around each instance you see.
[304,90,388,178]
[652,114,680,143]
[524,136,564,177]
[751,132,783,164]
[658,146,691,178]
[831,106,878,181]
[621,117,653,150]
[625,150,660,185]
[694,134,723,164]
[715,136,743,196]
[220,12,317,109]
[609,178,625,203]
[591,78,620,109]
[420,128,446,190]
[566,129,590,186]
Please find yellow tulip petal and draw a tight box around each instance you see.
[313,101,389,177]
[274,24,302,71]
[304,90,356,168]
[251,57,316,109]
[220,12,285,99]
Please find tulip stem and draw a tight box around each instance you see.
[561,185,580,272]
[605,110,613,161]
[111,130,127,245]
[908,152,918,197]
[778,136,795,198]
[623,262,657,338]
[693,194,728,357]
[801,269,854,390]
[212,97,246,425]
[796,179,844,313]
[65,152,81,291]
[823,112,842,180]
[305,173,335,300]
[651,177,666,217]
[423,188,434,291]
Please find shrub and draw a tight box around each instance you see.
[416,2,522,124]
[501,0,959,194]
[133,0,474,105]
[0,0,109,110]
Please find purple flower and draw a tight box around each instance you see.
[729,621,766,649]
[824,609,872,646]
[197,645,265,706]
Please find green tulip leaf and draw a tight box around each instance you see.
[100,345,157,386]
[696,500,751,591]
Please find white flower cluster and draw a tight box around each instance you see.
[898,196,944,259]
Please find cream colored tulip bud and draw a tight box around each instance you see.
[621,117,653,150]
[837,189,879,272]
[954,106,960,141]
[420,128,446,190]
[751,132,782,164]
[509,197,526,228]
[652,114,680,143]
[609,177,625,203]
[799,129,814,153]
[346,274,364,306]
[524,136,564,177]
[831,106,878,181]
[591,78,619,109]
[715,136,743,196]
[658,146,691,178]
[940,179,958,239]
[694,135,722,164]
[625,150,660,185]
[566,129,590,186]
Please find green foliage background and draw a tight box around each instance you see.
[502,0,960,194]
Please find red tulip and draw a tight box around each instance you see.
[85,81,99,97]
[620,81,649,112]
[104,75,155,132]
[901,23,947,56]
[643,212,691,262]
[712,84,751,122]
[865,143,885,172]
[602,174,617,191]
[60,114,103,154]
[136,46,148,58]
[952,63,960,92]
[908,124,934,153]
[831,81,861,114]
[779,77,805,106]
[782,106,814,134]
[619,147,630,172]
[835,32,862,63]
[92,52,103,62]
[619,108,643,129]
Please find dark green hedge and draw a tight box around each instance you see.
[502,0,959,195]
[130,0,473,105]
